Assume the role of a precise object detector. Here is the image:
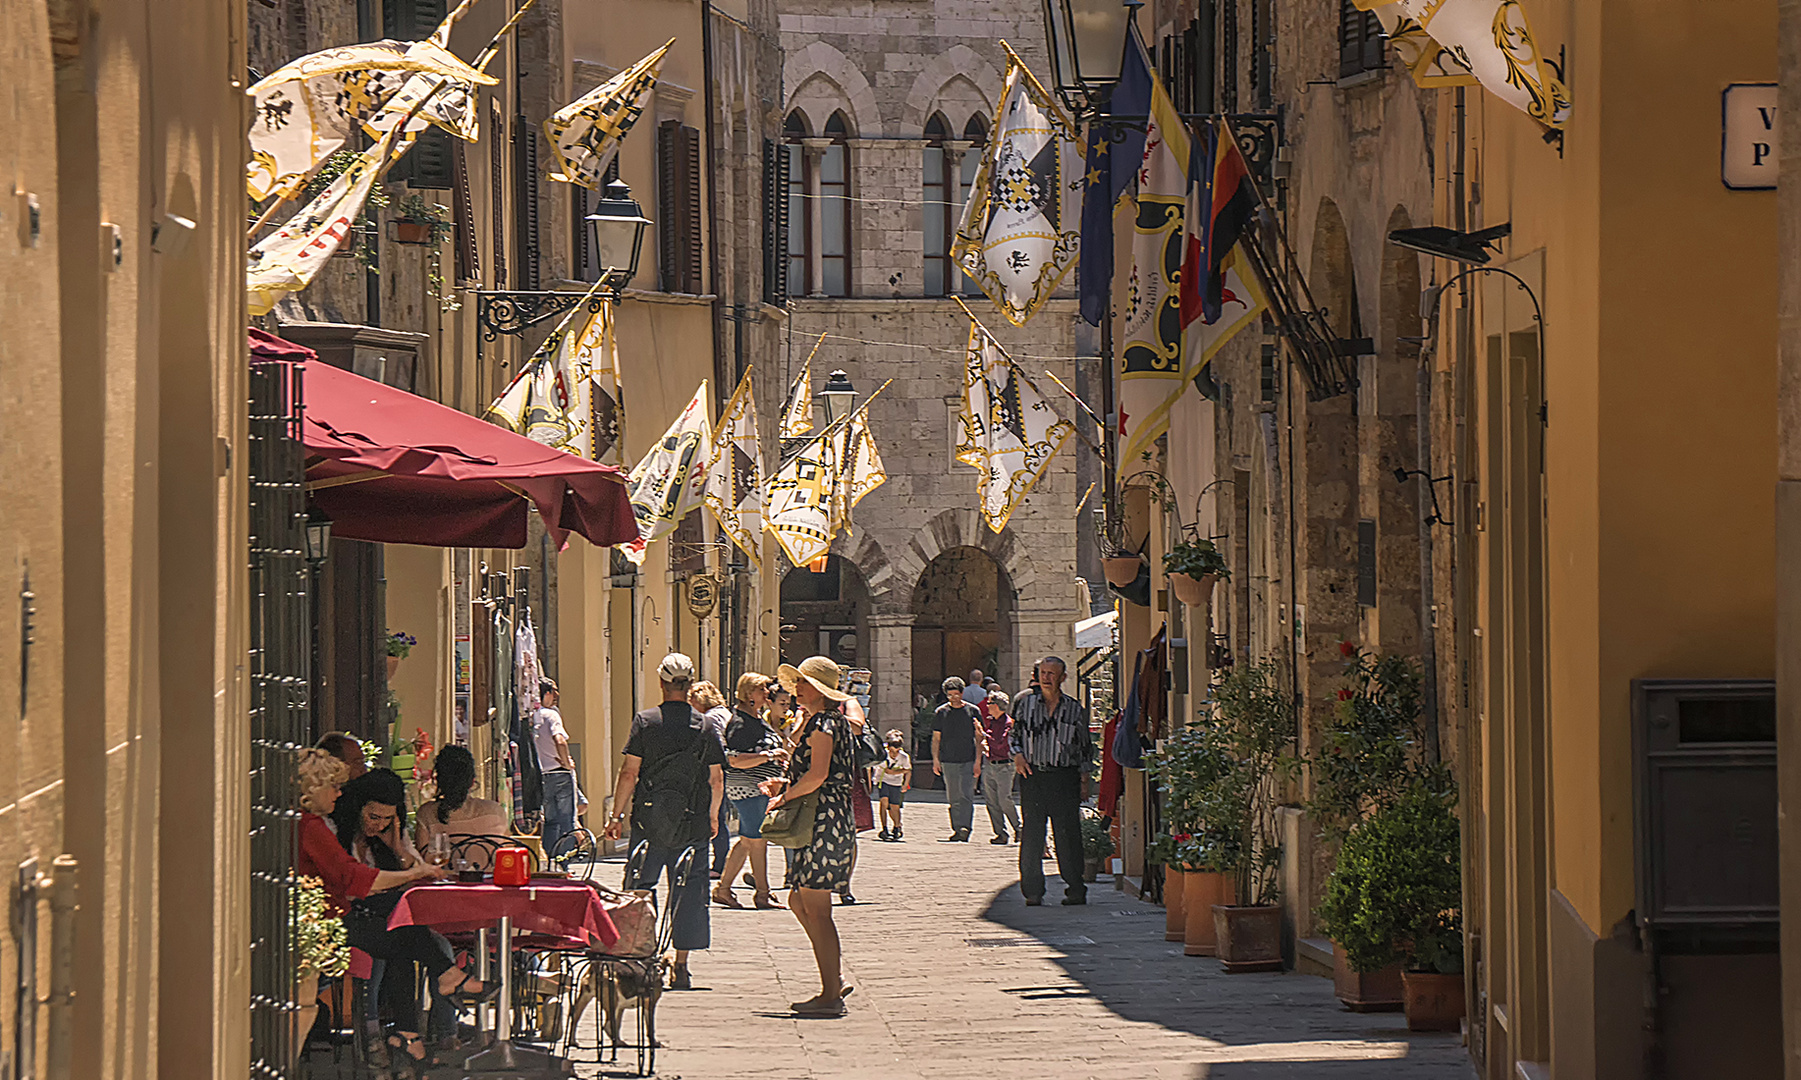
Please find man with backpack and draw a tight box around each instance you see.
[602,653,726,990]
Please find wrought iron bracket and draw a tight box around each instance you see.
[1082,109,1285,192]
[473,289,611,341]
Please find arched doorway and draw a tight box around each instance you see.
[909,547,1013,776]
[778,554,870,670]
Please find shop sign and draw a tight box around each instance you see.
[1722,83,1777,190]
[687,573,718,618]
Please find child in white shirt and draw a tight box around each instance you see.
[874,730,912,841]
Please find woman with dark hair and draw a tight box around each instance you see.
[416,745,509,869]
[299,758,484,1074]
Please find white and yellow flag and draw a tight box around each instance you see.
[544,40,672,189]
[1362,0,1570,127]
[955,323,1074,532]
[952,46,1084,327]
[1118,62,1191,468]
[485,297,627,468]
[763,404,884,568]
[247,122,406,316]
[246,36,494,202]
[624,383,711,565]
[835,408,886,521]
[705,370,766,568]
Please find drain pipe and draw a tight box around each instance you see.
[47,855,77,1080]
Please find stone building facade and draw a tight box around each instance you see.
[771,1,1097,736]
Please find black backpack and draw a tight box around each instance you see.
[632,712,711,848]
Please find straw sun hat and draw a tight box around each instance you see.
[777,655,853,702]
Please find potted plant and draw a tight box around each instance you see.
[292,875,350,1063]
[1316,781,1464,1031]
[390,194,452,246]
[1148,720,1239,956]
[385,629,416,680]
[1080,811,1115,882]
[1145,830,1189,941]
[1164,537,1230,607]
[1310,645,1451,1010]
[1201,659,1298,973]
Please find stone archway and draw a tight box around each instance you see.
[783,41,883,137]
[906,546,1012,783]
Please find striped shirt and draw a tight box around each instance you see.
[1008,689,1093,770]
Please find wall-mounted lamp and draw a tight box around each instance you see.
[1393,467,1454,527]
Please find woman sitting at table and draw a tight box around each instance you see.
[415,745,509,870]
[297,753,482,1072]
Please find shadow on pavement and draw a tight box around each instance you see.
[975,873,1471,1078]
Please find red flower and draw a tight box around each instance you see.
[1172,833,1192,844]
[1336,688,1354,701]
[1338,640,1357,657]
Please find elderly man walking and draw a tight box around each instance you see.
[1009,656,1092,906]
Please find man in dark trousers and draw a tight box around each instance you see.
[1009,656,1093,905]
[932,676,983,841]
[603,652,726,990]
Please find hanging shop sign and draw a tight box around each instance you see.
[687,573,719,618]
[1722,83,1777,191]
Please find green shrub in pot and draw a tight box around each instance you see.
[1162,537,1231,582]
[1316,781,1463,975]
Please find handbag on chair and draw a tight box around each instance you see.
[759,790,820,849]
[589,885,658,958]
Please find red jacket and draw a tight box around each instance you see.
[297,813,378,915]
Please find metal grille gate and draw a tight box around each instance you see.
[248,361,311,1079]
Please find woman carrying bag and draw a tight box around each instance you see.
[761,655,859,1016]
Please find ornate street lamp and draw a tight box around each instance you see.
[1040,0,1139,115]
[584,178,653,292]
[816,369,858,427]
[304,507,334,565]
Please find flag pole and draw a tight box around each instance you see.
[952,295,1101,454]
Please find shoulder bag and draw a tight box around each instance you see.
[759,789,820,848]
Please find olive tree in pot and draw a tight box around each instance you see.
[1163,537,1229,608]
[1316,781,1464,1031]
[1148,720,1239,955]
[1309,645,1452,1010]
[1202,659,1299,973]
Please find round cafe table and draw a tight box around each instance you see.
[390,880,618,1074]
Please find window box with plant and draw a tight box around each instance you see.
[1164,537,1230,607]
[1310,644,1460,1018]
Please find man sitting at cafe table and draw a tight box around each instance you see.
[603,652,725,992]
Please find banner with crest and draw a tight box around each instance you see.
[951,45,1083,327]
[955,323,1074,532]
[705,370,766,568]
[484,296,626,468]
[624,383,711,564]
[544,40,672,189]
[1360,0,1570,127]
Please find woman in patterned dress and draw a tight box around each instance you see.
[766,655,859,1016]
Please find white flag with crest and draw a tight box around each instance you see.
[955,323,1074,532]
[624,383,711,564]
[705,370,766,569]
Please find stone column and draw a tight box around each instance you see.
[801,138,831,297]
[866,612,916,740]
[946,139,975,286]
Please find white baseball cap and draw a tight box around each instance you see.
[656,652,696,683]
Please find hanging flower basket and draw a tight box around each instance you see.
[1102,555,1144,588]
[1170,571,1219,607]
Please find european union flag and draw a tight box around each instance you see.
[1077,27,1154,327]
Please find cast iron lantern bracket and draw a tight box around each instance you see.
[473,289,612,342]
[1084,110,1285,194]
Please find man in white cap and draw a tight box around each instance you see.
[603,652,725,990]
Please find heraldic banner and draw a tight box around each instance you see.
[625,382,711,565]
[705,370,767,568]
[955,323,1074,532]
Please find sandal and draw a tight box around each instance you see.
[753,892,785,910]
[712,886,744,909]
[437,968,493,1004]
[387,1032,426,1080]
[790,994,846,1017]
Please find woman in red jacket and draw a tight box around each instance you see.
[296,749,483,1071]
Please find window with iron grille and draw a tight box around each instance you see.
[657,120,704,294]
[762,138,791,305]
[1339,0,1385,79]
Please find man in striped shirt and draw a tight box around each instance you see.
[1009,656,1093,906]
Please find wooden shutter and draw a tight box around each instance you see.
[391,127,456,189]
[657,120,703,294]
[513,120,540,290]
[452,138,478,281]
[762,138,790,305]
[1338,0,1384,78]
[489,98,506,288]
[382,0,447,38]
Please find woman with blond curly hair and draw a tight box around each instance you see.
[689,680,735,876]
[295,748,481,1072]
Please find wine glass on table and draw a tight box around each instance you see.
[427,833,450,871]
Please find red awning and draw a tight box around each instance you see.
[250,329,639,549]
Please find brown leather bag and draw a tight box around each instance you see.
[590,885,658,958]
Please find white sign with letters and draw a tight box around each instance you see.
[1722,83,1778,190]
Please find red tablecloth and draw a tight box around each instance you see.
[388,881,619,949]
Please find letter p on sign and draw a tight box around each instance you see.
[1722,83,1778,190]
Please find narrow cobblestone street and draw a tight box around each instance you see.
[575,800,1475,1080]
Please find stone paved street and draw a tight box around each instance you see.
[572,802,1475,1080]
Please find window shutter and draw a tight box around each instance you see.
[573,184,591,282]
[451,138,478,281]
[489,99,506,288]
[762,138,790,305]
[1339,0,1384,78]
[513,121,540,290]
[391,127,457,189]
[382,0,448,39]
[657,120,703,294]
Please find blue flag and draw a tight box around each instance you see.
[1077,27,1154,327]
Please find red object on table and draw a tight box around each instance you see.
[492,846,531,886]
[388,881,620,949]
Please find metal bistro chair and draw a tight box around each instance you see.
[557,840,688,1077]
[546,826,600,881]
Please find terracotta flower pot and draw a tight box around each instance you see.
[1101,556,1144,587]
[1332,946,1404,1012]
[392,220,436,245]
[1211,904,1284,973]
[1169,571,1218,607]
[386,654,400,680]
[1163,867,1188,942]
[1183,870,1231,956]
[1400,970,1466,1032]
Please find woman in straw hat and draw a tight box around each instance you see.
[766,655,860,1016]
